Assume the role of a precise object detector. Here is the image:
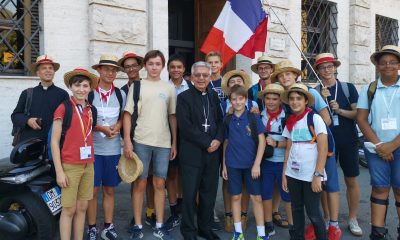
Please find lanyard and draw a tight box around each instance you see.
[74,104,92,146]
[382,86,399,117]
[324,81,338,115]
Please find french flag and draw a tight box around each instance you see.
[200,0,268,67]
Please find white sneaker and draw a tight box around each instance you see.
[348,218,363,236]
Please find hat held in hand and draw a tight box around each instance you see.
[118,153,143,183]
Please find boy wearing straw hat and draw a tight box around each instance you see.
[118,51,144,95]
[314,52,362,237]
[249,56,275,110]
[357,45,400,240]
[258,83,294,238]
[11,55,69,145]
[51,68,97,240]
[87,54,126,240]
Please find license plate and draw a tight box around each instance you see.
[41,186,62,215]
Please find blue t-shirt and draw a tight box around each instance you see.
[357,77,400,142]
[260,109,286,162]
[209,78,226,102]
[316,80,359,143]
[225,110,266,168]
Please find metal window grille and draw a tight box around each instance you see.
[375,15,399,51]
[301,0,338,82]
[0,0,41,76]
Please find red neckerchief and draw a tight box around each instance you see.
[258,79,266,91]
[95,84,114,103]
[286,107,311,132]
[266,106,282,133]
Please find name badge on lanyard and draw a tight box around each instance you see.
[381,118,397,130]
[80,146,92,160]
[75,104,93,160]
[332,114,339,126]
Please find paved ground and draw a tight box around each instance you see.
[57,164,398,240]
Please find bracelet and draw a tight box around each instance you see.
[275,141,279,148]
[375,142,384,147]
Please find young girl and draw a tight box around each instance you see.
[281,83,328,240]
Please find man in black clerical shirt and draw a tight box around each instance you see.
[176,61,223,240]
[11,55,69,145]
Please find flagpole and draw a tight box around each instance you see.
[265,3,325,88]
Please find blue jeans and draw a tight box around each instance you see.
[134,142,171,180]
[365,147,400,188]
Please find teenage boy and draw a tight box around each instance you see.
[249,56,275,110]
[206,51,225,102]
[271,60,341,239]
[357,45,400,240]
[258,84,293,238]
[52,68,97,240]
[123,50,177,240]
[87,54,126,240]
[222,85,267,240]
[118,51,143,95]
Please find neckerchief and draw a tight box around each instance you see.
[286,107,311,132]
[266,106,282,133]
[95,84,114,103]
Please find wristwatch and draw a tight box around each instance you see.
[313,171,324,178]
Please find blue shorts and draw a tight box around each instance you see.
[324,153,340,193]
[94,154,121,187]
[261,161,291,202]
[134,142,170,180]
[227,167,261,196]
[365,147,400,188]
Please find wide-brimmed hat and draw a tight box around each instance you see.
[370,45,400,65]
[63,68,98,89]
[221,70,252,94]
[314,53,341,69]
[118,51,144,68]
[92,54,121,70]
[118,153,144,183]
[281,83,315,107]
[257,83,284,99]
[270,60,302,83]
[30,55,60,73]
[251,55,275,74]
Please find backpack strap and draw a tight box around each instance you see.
[88,91,94,104]
[367,80,378,111]
[130,80,141,139]
[115,87,123,112]
[248,112,259,145]
[90,105,97,128]
[60,99,73,149]
[306,110,335,156]
[224,114,233,132]
[24,87,33,116]
[247,99,253,110]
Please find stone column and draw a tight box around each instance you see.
[349,0,372,87]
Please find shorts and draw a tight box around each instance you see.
[227,167,261,196]
[61,163,94,208]
[261,161,291,202]
[324,153,340,193]
[366,147,400,188]
[94,154,121,187]
[134,142,170,180]
[336,140,360,177]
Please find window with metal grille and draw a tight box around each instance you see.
[0,0,41,76]
[375,15,399,52]
[301,0,338,82]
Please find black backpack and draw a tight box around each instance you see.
[130,80,141,139]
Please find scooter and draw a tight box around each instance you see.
[0,138,60,240]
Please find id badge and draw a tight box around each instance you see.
[381,118,397,130]
[80,146,92,160]
[332,114,339,126]
[290,161,301,172]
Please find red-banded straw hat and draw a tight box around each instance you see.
[63,68,98,89]
[313,53,341,69]
[31,55,60,73]
[118,51,144,68]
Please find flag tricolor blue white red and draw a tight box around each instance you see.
[201,0,268,67]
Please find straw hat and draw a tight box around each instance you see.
[92,54,121,70]
[314,53,341,69]
[221,70,252,94]
[118,51,144,68]
[118,153,144,183]
[370,45,400,65]
[63,68,98,89]
[31,55,60,73]
[251,55,275,74]
[281,83,315,106]
[270,59,302,83]
[257,83,284,99]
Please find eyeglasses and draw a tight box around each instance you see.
[193,73,210,78]
[378,61,399,67]
[124,64,141,70]
[258,66,273,72]
[318,65,335,72]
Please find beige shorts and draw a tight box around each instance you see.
[61,163,94,208]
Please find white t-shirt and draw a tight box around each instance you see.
[282,112,327,182]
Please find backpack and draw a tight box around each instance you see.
[47,99,97,161]
[130,80,141,139]
[367,80,378,112]
[306,110,335,157]
[11,87,33,146]
[315,81,351,106]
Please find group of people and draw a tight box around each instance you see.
[10,44,400,240]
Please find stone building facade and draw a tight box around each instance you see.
[0,0,399,158]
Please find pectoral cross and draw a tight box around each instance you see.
[202,119,210,132]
